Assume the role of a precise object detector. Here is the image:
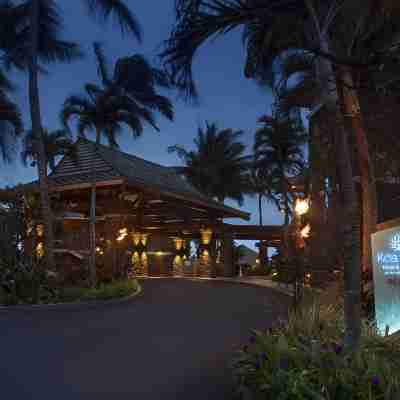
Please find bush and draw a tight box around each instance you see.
[233,295,400,400]
[0,277,139,305]
[57,279,139,303]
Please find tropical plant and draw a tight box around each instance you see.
[253,113,307,256]
[0,0,141,272]
[62,43,174,285]
[168,121,251,205]
[21,128,75,172]
[0,68,23,163]
[62,43,174,146]
[247,166,280,227]
[0,0,83,269]
[233,294,400,400]
[160,0,400,349]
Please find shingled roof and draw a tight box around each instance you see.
[28,138,250,220]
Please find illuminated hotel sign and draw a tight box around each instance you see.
[372,227,400,335]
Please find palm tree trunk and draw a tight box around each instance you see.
[282,188,290,260]
[88,130,101,286]
[29,0,54,270]
[337,69,377,274]
[317,40,361,349]
[258,193,263,226]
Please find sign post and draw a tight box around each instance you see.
[371,226,400,335]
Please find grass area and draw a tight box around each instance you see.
[0,279,140,306]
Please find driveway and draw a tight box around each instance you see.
[0,279,289,400]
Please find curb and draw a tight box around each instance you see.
[0,282,143,312]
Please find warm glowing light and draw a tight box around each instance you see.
[141,234,149,246]
[36,242,44,258]
[295,199,310,216]
[117,227,128,241]
[256,258,260,264]
[272,272,278,277]
[200,228,212,245]
[306,273,312,279]
[36,224,44,237]
[156,251,164,256]
[301,224,311,238]
[96,246,104,255]
[173,237,184,251]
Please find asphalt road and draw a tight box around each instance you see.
[0,279,289,400]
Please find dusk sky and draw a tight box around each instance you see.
[1,1,284,247]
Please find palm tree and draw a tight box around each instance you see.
[248,166,280,226]
[62,44,174,285]
[273,51,378,278]
[0,0,83,269]
[160,0,400,349]
[0,68,23,163]
[253,114,307,256]
[168,121,251,205]
[0,0,140,272]
[21,128,75,173]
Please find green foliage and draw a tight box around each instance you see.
[50,279,139,303]
[168,121,251,205]
[0,269,139,305]
[21,128,76,171]
[0,258,56,305]
[61,43,174,146]
[233,296,400,400]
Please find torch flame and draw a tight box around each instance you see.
[301,224,311,238]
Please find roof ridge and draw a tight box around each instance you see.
[79,137,172,173]
[76,137,129,178]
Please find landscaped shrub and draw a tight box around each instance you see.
[82,279,139,301]
[1,278,139,305]
[233,295,400,400]
[0,257,57,304]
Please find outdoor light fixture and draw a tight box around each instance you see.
[36,242,44,258]
[200,228,212,245]
[36,224,44,237]
[117,228,128,241]
[295,199,310,216]
[141,234,149,246]
[301,224,311,238]
[173,237,184,251]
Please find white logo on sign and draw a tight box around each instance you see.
[390,234,400,251]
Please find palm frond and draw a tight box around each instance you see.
[84,0,142,40]
[93,42,111,85]
[162,0,257,99]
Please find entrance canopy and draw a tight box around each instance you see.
[19,138,250,230]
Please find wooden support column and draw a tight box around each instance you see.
[199,227,214,277]
[172,237,185,276]
[221,232,234,277]
[258,241,268,270]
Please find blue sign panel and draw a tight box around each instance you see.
[372,227,400,335]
